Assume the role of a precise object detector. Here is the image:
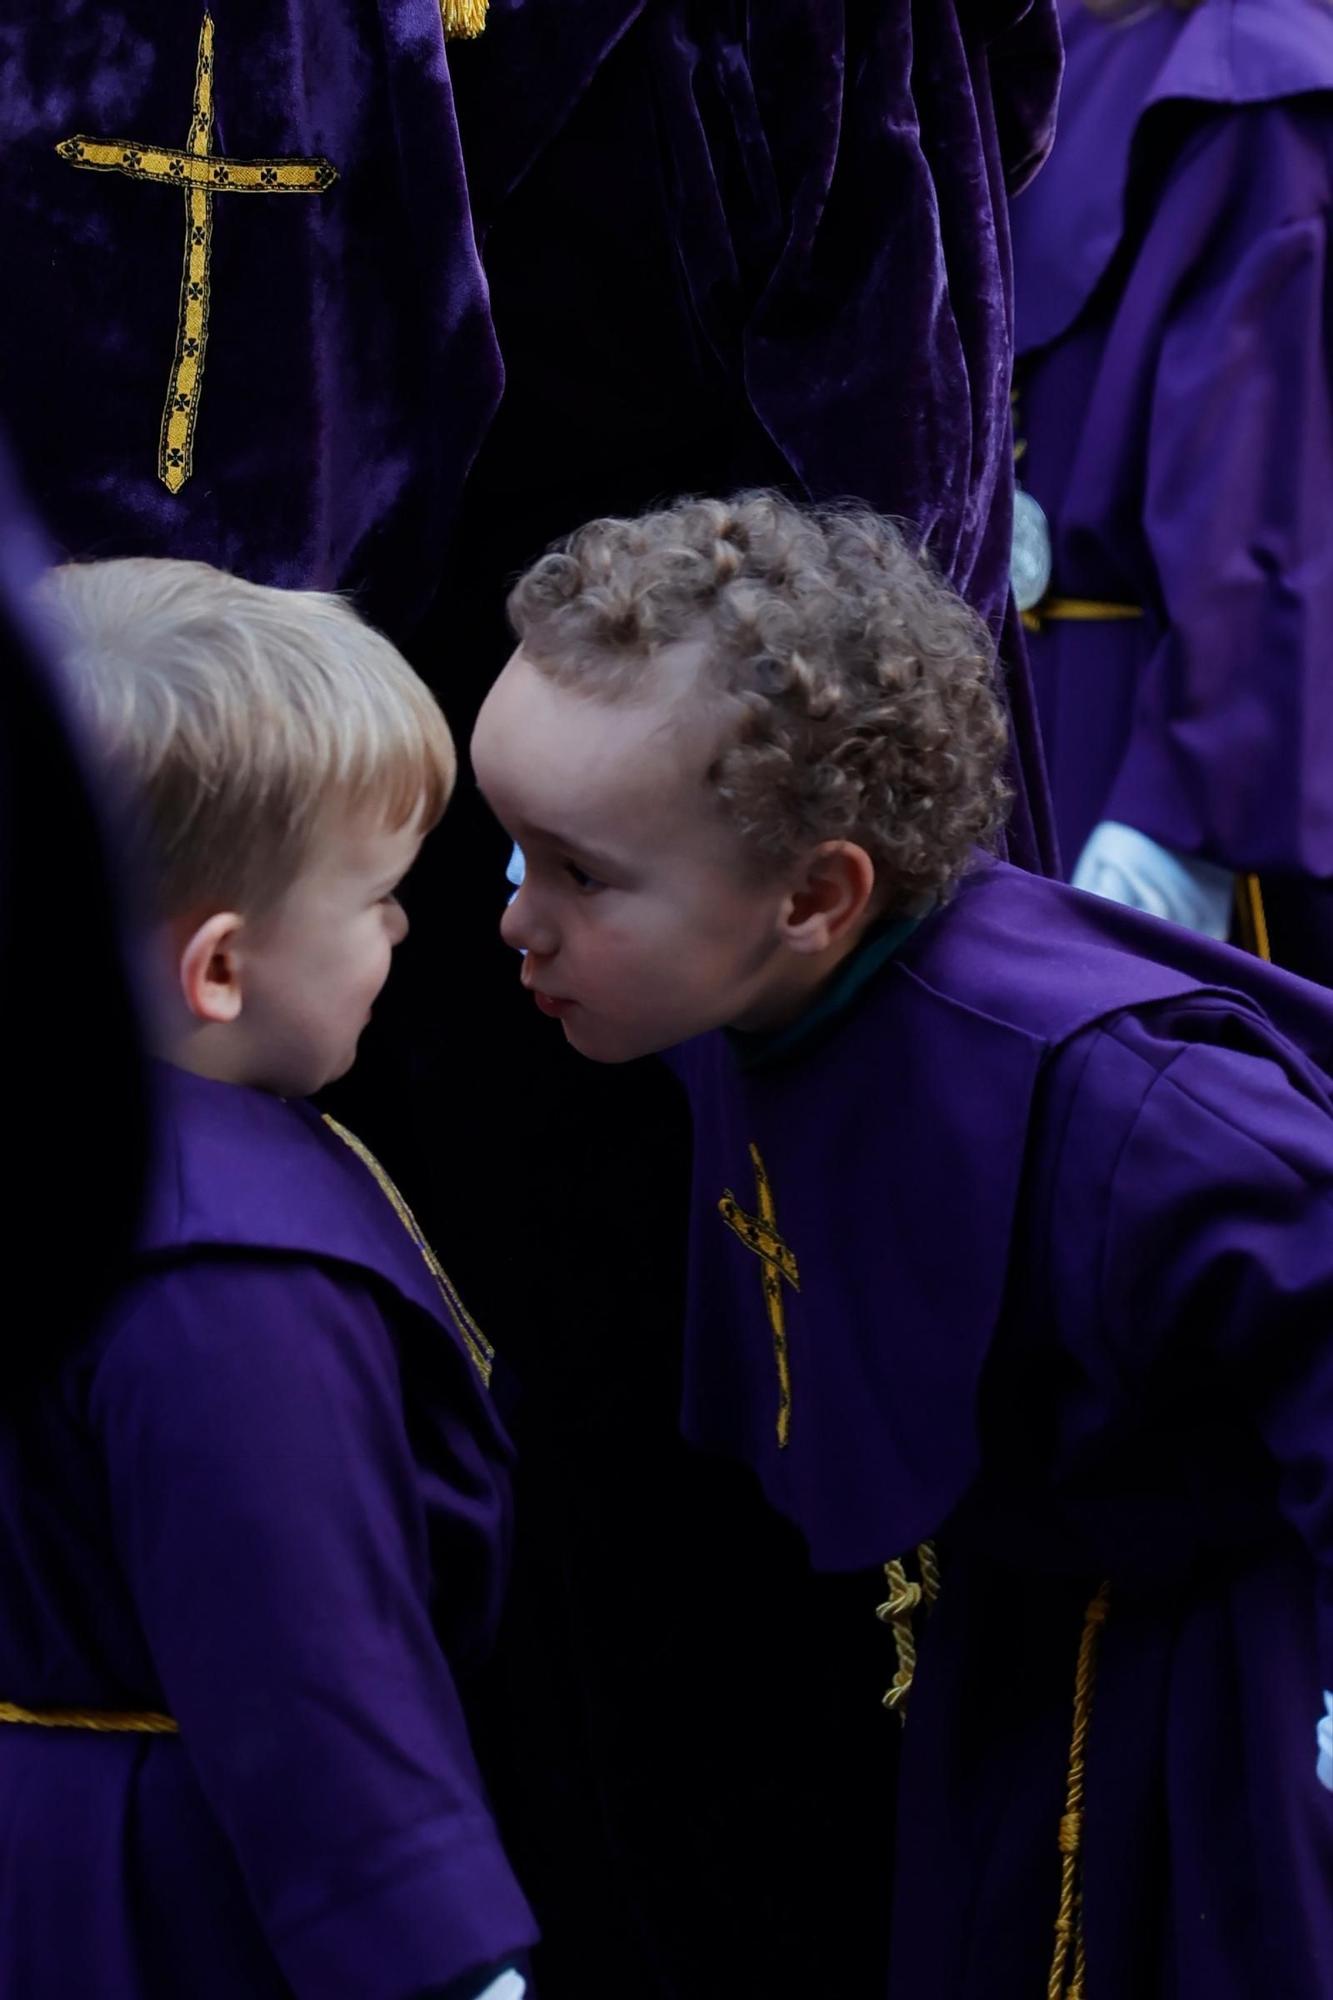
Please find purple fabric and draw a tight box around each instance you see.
[1012,0,1333,356]
[0,0,1062,868]
[452,0,1061,873]
[0,15,1067,1985]
[0,1,502,637]
[0,1066,535,1999]
[0,439,149,1359]
[668,858,1333,1994]
[1011,0,1333,970]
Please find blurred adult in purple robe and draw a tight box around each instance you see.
[1011,0,1333,978]
[0,558,535,1999]
[0,442,149,1366]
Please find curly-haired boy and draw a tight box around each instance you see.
[475,490,1333,2000]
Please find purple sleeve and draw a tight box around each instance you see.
[1088,1026,1333,1677]
[89,1259,536,2000]
[1102,105,1333,876]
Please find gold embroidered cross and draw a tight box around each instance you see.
[56,12,337,494]
[719,1142,800,1448]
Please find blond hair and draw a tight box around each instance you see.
[37,557,453,918]
[508,493,1009,913]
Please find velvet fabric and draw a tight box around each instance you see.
[1012,0,1333,975]
[0,1,501,634]
[0,0,1061,853]
[449,0,1063,869]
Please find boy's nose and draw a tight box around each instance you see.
[387,900,410,946]
[500,882,556,960]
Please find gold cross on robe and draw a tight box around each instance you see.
[719,1142,800,1448]
[56,12,337,494]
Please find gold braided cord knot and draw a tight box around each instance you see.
[876,1575,922,1620]
[877,1543,939,1723]
[0,1698,178,1735]
[1048,1581,1111,2000]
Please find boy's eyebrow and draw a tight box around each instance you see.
[525,823,624,872]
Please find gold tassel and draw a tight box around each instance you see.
[1048,1583,1110,2000]
[441,0,488,37]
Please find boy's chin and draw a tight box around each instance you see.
[560,1013,682,1066]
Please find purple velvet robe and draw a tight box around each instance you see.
[0,1064,536,1998]
[0,0,1062,860]
[446,0,1063,871]
[1011,0,1333,975]
[0,1,503,634]
[667,861,1333,1996]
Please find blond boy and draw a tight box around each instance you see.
[0,559,534,2000]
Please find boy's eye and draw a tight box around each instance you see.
[564,860,605,893]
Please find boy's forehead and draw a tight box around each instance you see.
[477,649,717,821]
[304,803,424,882]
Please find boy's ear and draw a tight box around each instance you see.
[780,841,877,955]
[178,911,246,1024]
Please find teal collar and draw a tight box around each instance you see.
[728,909,927,1072]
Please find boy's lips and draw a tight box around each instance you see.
[520,967,575,1018]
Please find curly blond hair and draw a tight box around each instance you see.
[507,492,1010,912]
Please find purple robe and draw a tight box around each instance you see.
[445,0,1063,871]
[0,1,502,634]
[0,0,1061,857]
[0,1064,536,1998]
[1011,0,1333,976]
[667,861,1333,1996]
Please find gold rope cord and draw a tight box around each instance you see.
[0,1698,177,1734]
[322,1115,496,1388]
[1021,599,1144,635]
[877,1542,939,1721]
[1048,1582,1111,2000]
[1233,874,1272,963]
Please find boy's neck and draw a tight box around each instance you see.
[154,1018,273,1094]
[729,909,881,1035]
[728,903,927,1057]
